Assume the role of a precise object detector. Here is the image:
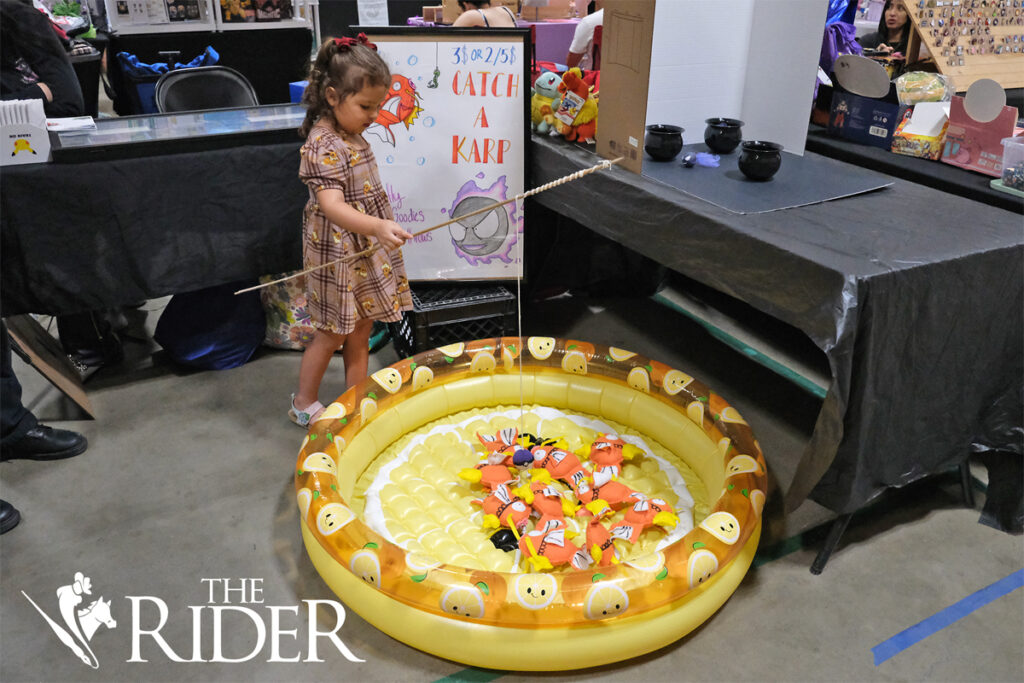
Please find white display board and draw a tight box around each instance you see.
[365,30,530,281]
[645,0,828,156]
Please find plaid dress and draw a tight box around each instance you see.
[299,124,412,335]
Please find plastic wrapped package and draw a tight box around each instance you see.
[895,71,956,105]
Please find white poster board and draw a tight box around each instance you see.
[645,0,828,156]
[363,29,530,280]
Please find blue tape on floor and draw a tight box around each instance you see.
[872,568,1024,666]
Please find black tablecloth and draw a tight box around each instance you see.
[1,141,306,315]
[805,123,1024,215]
[530,135,1023,517]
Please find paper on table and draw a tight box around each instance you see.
[46,116,97,132]
[902,102,948,137]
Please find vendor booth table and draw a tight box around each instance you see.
[0,104,308,316]
[805,124,1024,215]
[528,135,1023,567]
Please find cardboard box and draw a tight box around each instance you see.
[890,102,949,160]
[941,81,1019,178]
[597,0,826,174]
[1,99,50,166]
[828,88,904,149]
[422,5,443,23]
[441,0,518,24]
[827,55,905,150]
[519,0,574,21]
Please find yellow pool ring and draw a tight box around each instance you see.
[296,337,768,671]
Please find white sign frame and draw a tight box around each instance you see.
[360,27,531,281]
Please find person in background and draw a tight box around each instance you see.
[857,0,909,56]
[566,1,603,70]
[1,323,89,534]
[2,0,123,370]
[290,36,414,427]
[0,0,84,116]
[452,1,517,28]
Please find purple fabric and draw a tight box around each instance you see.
[817,22,863,99]
[821,22,862,74]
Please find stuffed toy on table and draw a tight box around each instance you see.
[551,67,598,144]
[531,71,562,135]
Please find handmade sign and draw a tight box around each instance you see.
[361,28,530,280]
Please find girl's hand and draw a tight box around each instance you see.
[876,43,894,54]
[375,219,414,250]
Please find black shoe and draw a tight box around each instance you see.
[0,425,88,462]
[0,500,20,534]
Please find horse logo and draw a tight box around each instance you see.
[22,572,117,668]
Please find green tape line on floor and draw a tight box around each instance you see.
[433,667,506,683]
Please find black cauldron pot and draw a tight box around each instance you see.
[704,117,744,153]
[738,140,783,181]
[644,124,684,161]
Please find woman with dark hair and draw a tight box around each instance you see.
[858,0,910,56]
[452,1,517,28]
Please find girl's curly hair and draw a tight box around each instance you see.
[300,37,391,137]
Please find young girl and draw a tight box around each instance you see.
[290,35,414,426]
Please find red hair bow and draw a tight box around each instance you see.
[334,33,377,51]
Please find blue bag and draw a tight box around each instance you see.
[154,281,266,370]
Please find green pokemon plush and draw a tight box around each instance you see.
[531,71,562,135]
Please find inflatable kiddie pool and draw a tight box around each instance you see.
[295,337,766,671]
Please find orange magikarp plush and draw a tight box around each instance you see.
[609,492,679,544]
[518,518,592,571]
[475,483,532,532]
[530,443,589,489]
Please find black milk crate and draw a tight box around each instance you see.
[389,284,517,358]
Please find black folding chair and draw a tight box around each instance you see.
[154,66,258,113]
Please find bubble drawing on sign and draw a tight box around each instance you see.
[447,175,521,266]
[366,73,423,147]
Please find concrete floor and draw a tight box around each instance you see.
[1,292,1021,682]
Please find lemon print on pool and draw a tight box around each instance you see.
[726,454,760,476]
[405,552,442,582]
[718,406,748,425]
[350,548,382,587]
[371,367,403,394]
[436,342,465,358]
[607,346,636,361]
[316,401,348,422]
[662,369,694,395]
[469,350,497,373]
[627,366,650,392]
[297,488,313,519]
[360,397,377,421]
[317,503,355,535]
[699,511,741,545]
[687,401,704,426]
[749,489,766,518]
[527,336,555,360]
[584,581,629,620]
[440,583,486,618]
[625,550,666,573]
[411,365,433,390]
[561,350,588,375]
[512,574,558,610]
[687,549,719,588]
[302,452,337,476]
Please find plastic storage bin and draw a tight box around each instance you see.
[995,136,1024,196]
[389,284,517,358]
